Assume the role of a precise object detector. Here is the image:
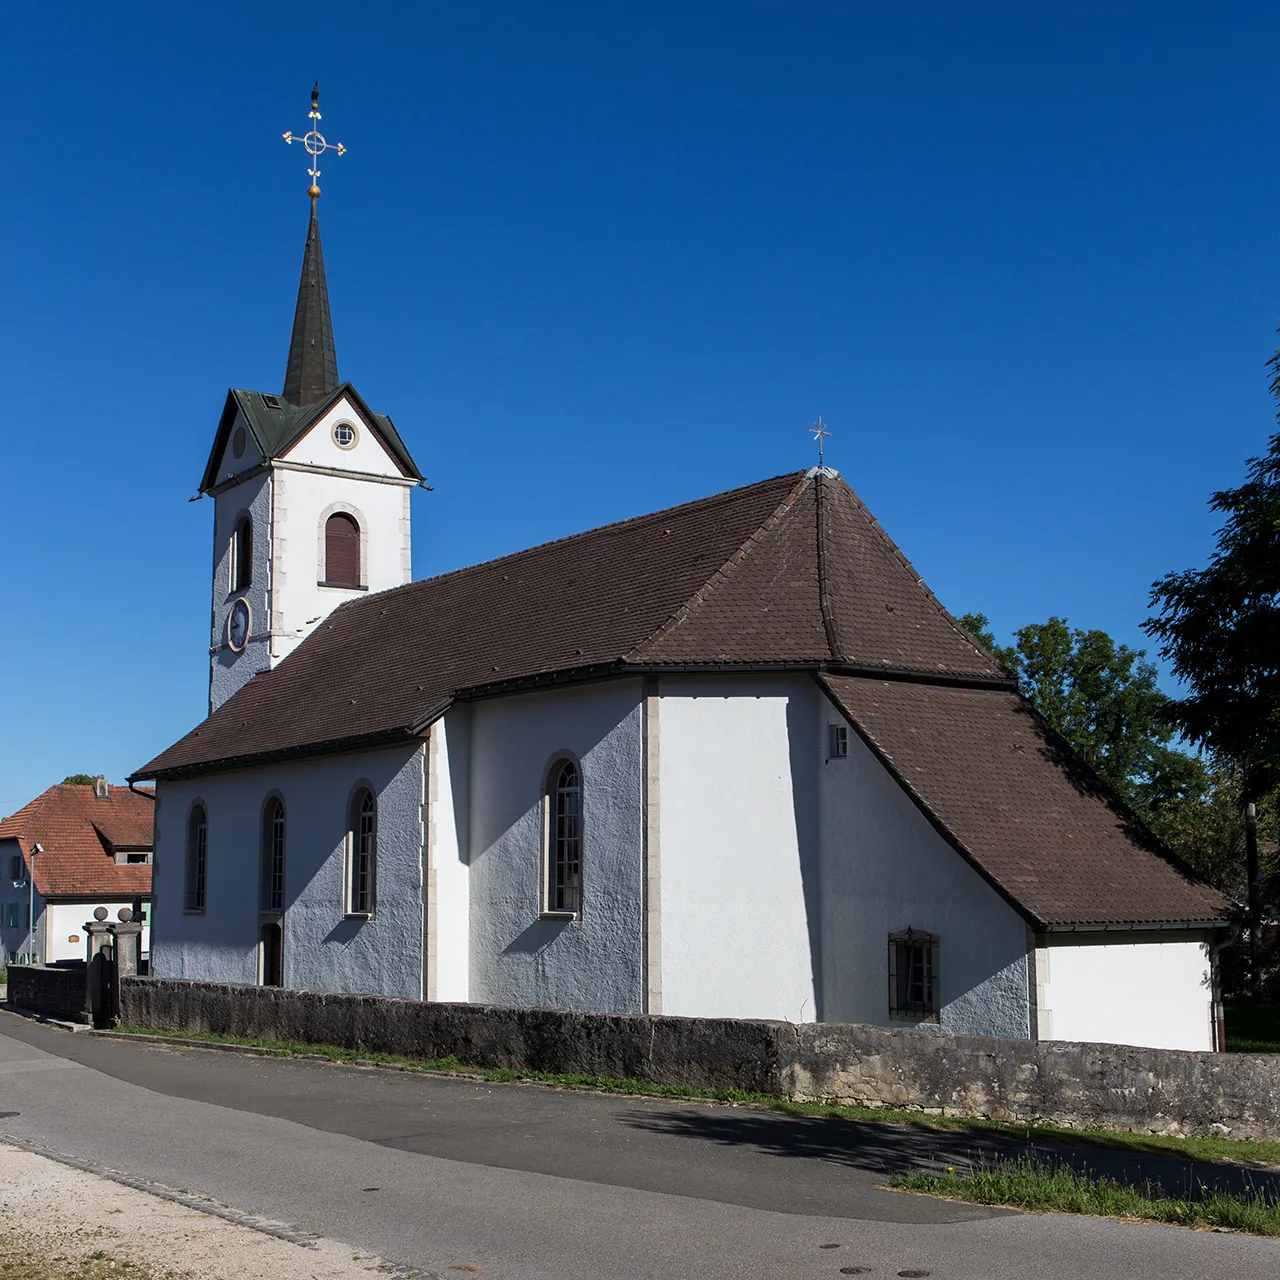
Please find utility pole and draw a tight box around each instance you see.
[27,843,41,966]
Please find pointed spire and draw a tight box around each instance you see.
[282,200,339,407]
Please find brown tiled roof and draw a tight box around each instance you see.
[135,470,1003,779]
[820,675,1230,928]
[0,784,154,899]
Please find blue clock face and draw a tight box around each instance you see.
[227,598,251,652]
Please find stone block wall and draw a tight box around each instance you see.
[120,977,1280,1141]
[7,965,89,1024]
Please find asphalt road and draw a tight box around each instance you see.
[0,1011,1276,1279]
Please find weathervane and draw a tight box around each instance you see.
[809,414,833,467]
[283,82,346,199]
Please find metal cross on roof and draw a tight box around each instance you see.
[809,414,833,467]
[283,82,346,200]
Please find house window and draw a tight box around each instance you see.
[230,516,252,593]
[889,929,940,1021]
[184,804,207,913]
[9,854,23,882]
[347,788,376,916]
[545,758,582,916]
[126,852,150,864]
[828,723,848,758]
[5,903,16,929]
[261,797,285,912]
[324,513,361,588]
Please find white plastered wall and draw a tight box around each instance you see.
[657,676,820,1022]
[269,464,413,666]
[818,694,1033,1036]
[427,712,470,1002]
[150,744,425,999]
[209,470,273,711]
[279,397,406,477]
[466,681,646,1013]
[1036,935,1214,1051]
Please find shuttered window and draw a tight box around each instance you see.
[261,798,285,912]
[231,518,252,593]
[324,513,361,587]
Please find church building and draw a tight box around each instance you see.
[132,130,1230,1052]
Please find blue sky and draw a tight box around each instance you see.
[2,2,1277,814]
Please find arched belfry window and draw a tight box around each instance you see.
[184,804,207,913]
[324,512,361,588]
[347,788,376,916]
[230,516,252,593]
[260,797,285,912]
[545,759,582,916]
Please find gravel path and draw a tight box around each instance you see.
[0,1143,409,1280]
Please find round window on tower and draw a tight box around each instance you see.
[333,421,358,450]
[232,426,246,458]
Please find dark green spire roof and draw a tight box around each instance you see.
[282,199,338,407]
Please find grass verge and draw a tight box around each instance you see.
[112,1024,1280,1170]
[891,1156,1280,1236]
[0,1235,171,1279]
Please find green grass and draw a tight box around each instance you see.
[113,1024,1280,1170]
[1225,998,1280,1054]
[891,1156,1280,1236]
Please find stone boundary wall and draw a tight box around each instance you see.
[121,978,1280,1140]
[7,965,88,1025]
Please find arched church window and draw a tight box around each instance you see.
[325,513,361,588]
[347,788,376,916]
[184,804,207,913]
[545,759,582,916]
[260,797,285,912]
[230,516,252,594]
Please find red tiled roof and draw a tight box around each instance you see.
[820,675,1230,928]
[135,470,1002,778]
[0,784,154,899]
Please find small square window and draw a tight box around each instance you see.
[889,929,940,1021]
[828,723,848,759]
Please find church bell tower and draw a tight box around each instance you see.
[197,86,423,713]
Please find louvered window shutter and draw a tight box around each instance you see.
[325,513,361,587]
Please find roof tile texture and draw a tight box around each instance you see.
[821,675,1228,927]
[0,784,154,899]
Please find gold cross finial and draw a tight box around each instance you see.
[809,414,833,467]
[283,82,346,199]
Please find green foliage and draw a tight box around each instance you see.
[1144,400,1280,802]
[957,612,997,653]
[1224,997,1280,1054]
[61,774,96,786]
[891,1156,1280,1236]
[986,615,1196,816]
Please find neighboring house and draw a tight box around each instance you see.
[130,192,1230,1052]
[0,778,154,964]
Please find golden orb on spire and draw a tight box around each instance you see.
[309,184,322,199]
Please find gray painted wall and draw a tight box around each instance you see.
[151,744,425,999]
[210,470,273,712]
[465,680,645,1013]
[818,688,1032,1037]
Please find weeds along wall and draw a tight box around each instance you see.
[120,977,1280,1141]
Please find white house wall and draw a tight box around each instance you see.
[428,712,470,1002]
[151,744,425,999]
[466,681,645,1013]
[268,466,412,666]
[818,693,1033,1037]
[656,676,820,1022]
[210,471,273,711]
[1037,935,1213,1051]
[44,903,151,964]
